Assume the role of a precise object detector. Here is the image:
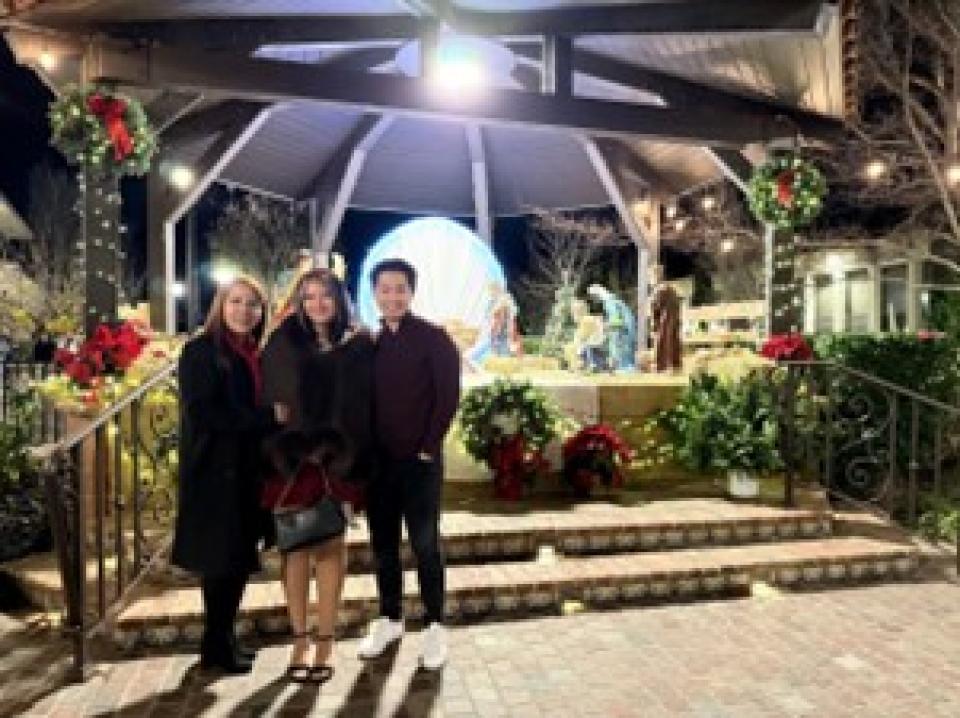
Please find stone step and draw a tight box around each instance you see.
[184,499,836,581]
[114,536,920,649]
[4,500,836,609]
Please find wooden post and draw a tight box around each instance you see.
[82,172,121,335]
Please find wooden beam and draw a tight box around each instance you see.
[87,43,802,147]
[162,99,267,148]
[465,124,492,244]
[511,45,843,141]
[52,1,825,45]
[316,115,393,253]
[145,90,203,133]
[299,112,388,200]
[703,147,756,193]
[541,35,572,96]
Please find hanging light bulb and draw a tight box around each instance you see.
[665,204,678,219]
[863,158,888,182]
[701,195,717,211]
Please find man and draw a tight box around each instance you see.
[358,258,461,670]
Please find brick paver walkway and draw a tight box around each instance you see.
[8,578,960,717]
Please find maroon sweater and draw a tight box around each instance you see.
[374,313,461,460]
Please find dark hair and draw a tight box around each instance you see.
[203,275,269,348]
[291,269,351,345]
[371,258,417,292]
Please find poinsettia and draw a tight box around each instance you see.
[54,321,149,389]
[759,333,813,361]
[561,424,634,497]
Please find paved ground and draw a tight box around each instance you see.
[4,577,960,718]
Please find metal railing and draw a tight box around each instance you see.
[1,360,60,442]
[778,360,960,570]
[38,360,179,680]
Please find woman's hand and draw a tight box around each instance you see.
[273,403,291,424]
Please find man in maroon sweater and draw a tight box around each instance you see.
[357,258,461,670]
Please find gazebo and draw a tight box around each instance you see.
[2,0,853,341]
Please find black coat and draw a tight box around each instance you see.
[171,333,275,577]
[260,315,376,496]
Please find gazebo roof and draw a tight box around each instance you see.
[4,0,848,216]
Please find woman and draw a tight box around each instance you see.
[260,269,375,684]
[172,276,287,674]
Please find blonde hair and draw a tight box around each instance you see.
[203,275,269,347]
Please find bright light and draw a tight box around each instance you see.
[210,265,237,286]
[673,217,689,232]
[38,51,57,72]
[946,161,960,187]
[665,204,678,219]
[171,281,186,299]
[701,195,717,211]
[863,158,888,182]
[720,239,735,253]
[394,34,515,91]
[825,253,845,278]
[168,165,195,191]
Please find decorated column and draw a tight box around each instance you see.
[747,153,826,337]
[49,86,157,336]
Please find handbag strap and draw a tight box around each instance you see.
[274,462,331,510]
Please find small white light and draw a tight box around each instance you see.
[674,217,688,232]
[168,165,195,191]
[665,204,678,219]
[863,159,888,182]
[38,51,57,72]
[946,161,960,187]
[171,281,186,299]
[701,195,717,211]
[210,265,237,286]
[720,239,735,253]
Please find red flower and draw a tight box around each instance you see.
[760,333,812,361]
[53,321,148,388]
[65,361,93,386]
[917,330,945,341]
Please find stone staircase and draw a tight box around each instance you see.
[2,498,922,650]
[103,498,920,649]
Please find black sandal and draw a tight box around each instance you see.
[285,631,313,684]
[310,633,336,684]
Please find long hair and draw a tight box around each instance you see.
[203,275,269,350]
[289,268,351,345]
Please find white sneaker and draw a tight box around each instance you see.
[356,617,404,659]
[419,622,448,670]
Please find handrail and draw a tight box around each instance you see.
[785,359,960,416]
[46,360,178,453]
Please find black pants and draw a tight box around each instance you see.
[367,457,445,624]
[200,572,248,656]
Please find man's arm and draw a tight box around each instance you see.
[419,327,462,459]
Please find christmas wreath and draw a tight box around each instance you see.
[747,154,826,229]
[49,85,158,176]
[458,378,559,499]
[561,424,634,498]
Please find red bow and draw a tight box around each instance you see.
[776,170,795,208]
[87,93,134,162]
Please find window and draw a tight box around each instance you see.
[881,264,907,332]
[814,275,834,333]
[845,269,871,332]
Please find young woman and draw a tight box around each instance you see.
[172,276,288,674]
[260,269,375,684]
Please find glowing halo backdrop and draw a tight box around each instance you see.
[358,217,507,343]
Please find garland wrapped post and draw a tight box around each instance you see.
[458,378,560,500]
[49,85,158,336]
[747,154,824,336]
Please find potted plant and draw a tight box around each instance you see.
[458,378,559,500]
[561,424,634,498]
[658,372,782,499]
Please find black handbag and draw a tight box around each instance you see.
[272,472,346,554]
